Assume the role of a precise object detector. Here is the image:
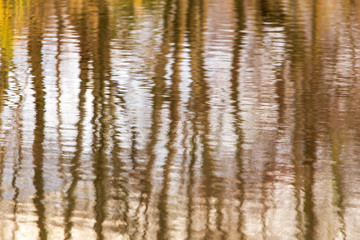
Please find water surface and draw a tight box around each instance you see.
[0,0,360,239]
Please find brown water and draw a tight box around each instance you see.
[0,0,360,239]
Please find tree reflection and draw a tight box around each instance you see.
[28,0,47,238]
[0,0,359,239]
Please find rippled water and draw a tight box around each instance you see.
[0,0,360,239]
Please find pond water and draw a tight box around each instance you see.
[0,0,360,239]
